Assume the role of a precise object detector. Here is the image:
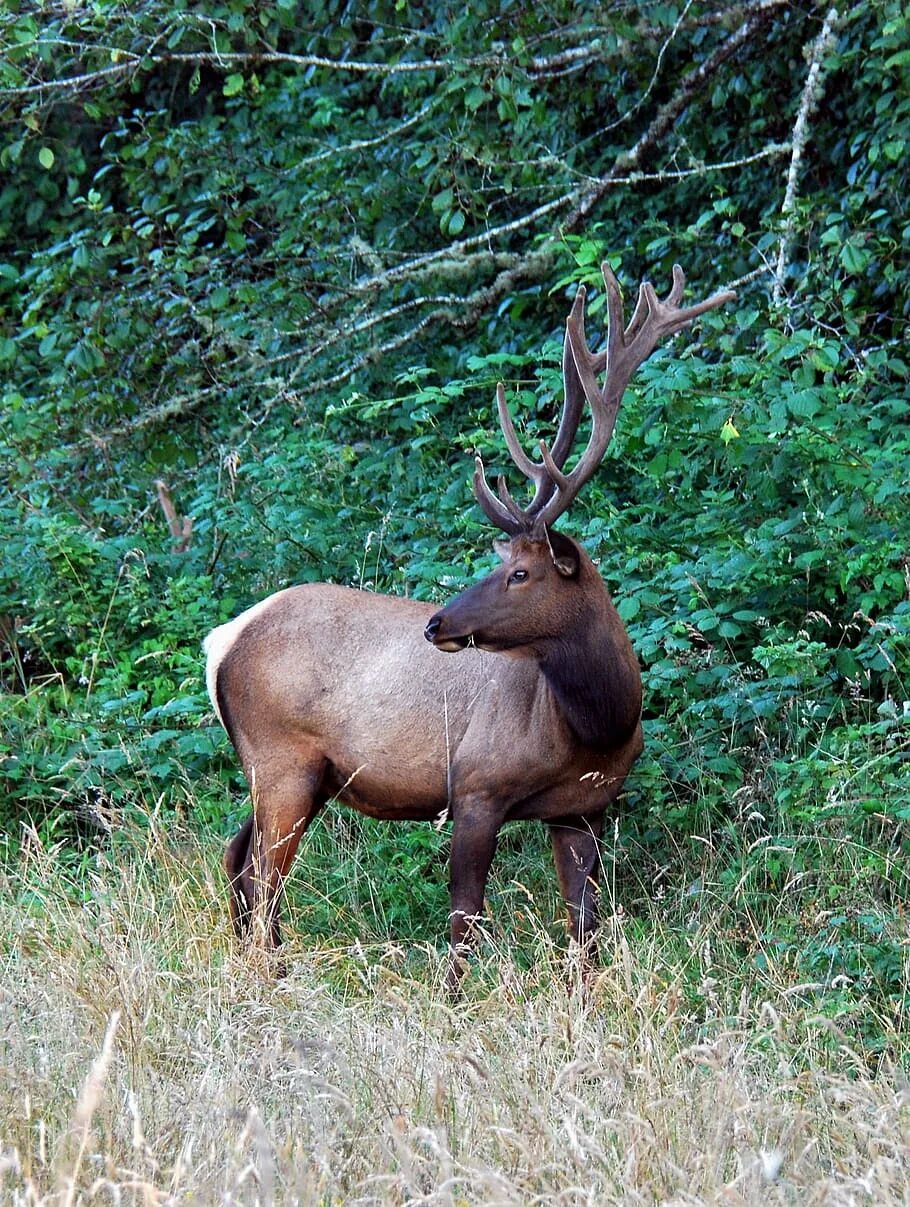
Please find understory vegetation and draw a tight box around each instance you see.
[0,2,908,1200]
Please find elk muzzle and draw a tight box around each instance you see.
[424,611,471,652]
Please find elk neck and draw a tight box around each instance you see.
[536,569,642,752]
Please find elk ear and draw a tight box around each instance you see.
[493,538,512,562]
[548,530,580,579]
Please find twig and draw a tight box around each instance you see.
[287,98,440,171]
[280,294,471,386]
[726,264,775,291]
[576,142,790,187]
[354,198,572,291]
[0,48,506,98]
[597,0,697,137]
[288,310,449,399]
[285,248,555,403]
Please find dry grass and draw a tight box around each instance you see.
[1,817,908,1205]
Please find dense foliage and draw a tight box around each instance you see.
[1,2,908,1031]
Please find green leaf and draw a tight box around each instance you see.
[38,146,54,169]
[720,418,739,444]
[786,390,821,417]
[223,73,244,97]
[431,187,454,214]
[840,242,870,274]
[884,48,910,68]
[616,596,641,621]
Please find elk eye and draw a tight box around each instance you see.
[508,569,528,584]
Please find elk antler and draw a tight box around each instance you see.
[473,262,735,537]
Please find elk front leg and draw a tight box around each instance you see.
[548,812,605,957]
[446,804,501,991]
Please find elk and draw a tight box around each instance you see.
[204,262,732,986]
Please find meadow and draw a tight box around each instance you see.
[1,808,907,1205]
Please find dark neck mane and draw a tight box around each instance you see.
[538,608,641,752]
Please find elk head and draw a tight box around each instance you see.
[425,262,734,654]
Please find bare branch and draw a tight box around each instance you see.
[46,5,786,453]
[0,47,499,99]
[352,197,572,292]
[562,2,785,232]
[154,480,193,552]
[287,311,450,399]
[286,99,440,171]
[773,7,842,304]
[0,0,793,101]
[574,142,790,188]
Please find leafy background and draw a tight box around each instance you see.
[1,2,908,1043]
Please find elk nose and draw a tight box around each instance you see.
[424,614,442,644]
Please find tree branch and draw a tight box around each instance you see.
[0,0,794,101]
[42,2,793,452]
[772,7,842,304]
[562,2,786,231]
[154,479,193,552]
[284,99,440,171]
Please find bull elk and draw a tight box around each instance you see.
[205,262,733,986]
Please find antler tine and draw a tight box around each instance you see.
[472,287,596,533]
[531,298,623,530]
[487,384,566,521]
[538,439,571,493]
[495,382,538,480]
[603,265,628,393]
[532,261,734,531]
[472,259,734,537]
[516,285,600,517]
[473,455,523,535]
[624,281,656,344]
[496,473,530,524]
[667,262,686,306]
[605,263,736,403]
[551,286,595,465]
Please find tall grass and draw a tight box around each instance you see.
[1,814,908,1205]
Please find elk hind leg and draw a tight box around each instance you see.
[230,755,327,949]
[224,814,256,938]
